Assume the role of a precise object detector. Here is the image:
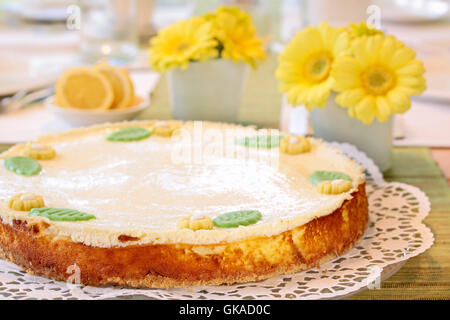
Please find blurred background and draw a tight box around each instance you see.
[0,0,449,155]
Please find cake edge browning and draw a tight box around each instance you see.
[0,184,368,288]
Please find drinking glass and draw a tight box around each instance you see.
[79,0,138,65]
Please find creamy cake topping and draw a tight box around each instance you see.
[0,121,364,247]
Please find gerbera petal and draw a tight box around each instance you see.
[365,35,383,64]
[347,105,357,118]
[335,88,365,107]
[306,81,332,108]
[302,27,324,52]
[390,47,416,69]
[396,60,426,76]
[296,91,311,108]
[396,84,426,96]
[397,75,426,88]
[352,38,371,66]
[387,90,411,113]
[378,35,397,65]
[318,22,336,51]
[286,85,306,104]
[375,96,392,122]
[354,96,376,124]
[332,31,350,57]
[332,57,361,91]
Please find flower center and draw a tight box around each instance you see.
[304,52,332,83]
[361,66,396,95]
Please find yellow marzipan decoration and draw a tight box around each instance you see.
[317,180,353,195]
[23,142,56,160]
[178,216,213,231]
[152,121,181,137]
[9,193,45,211]
[280,135,311,155]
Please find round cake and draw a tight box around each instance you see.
[0,121,368,288]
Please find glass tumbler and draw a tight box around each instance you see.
[79,0,138,65]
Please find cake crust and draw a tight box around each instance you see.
[0,184,368,288]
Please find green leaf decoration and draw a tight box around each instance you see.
[213,210,262,228]
[106,127,151,142]
[234,135,283,149]
[4,156,41,176]
[309,170,352,185]
[29,208,95,222]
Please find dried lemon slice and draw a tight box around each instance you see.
[23,142,56,160]
[94,63,134,109]
[55,67,114,110]
[9,193,45,211]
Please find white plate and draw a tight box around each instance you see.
[371,0,449,22]
[45,95,150,127]
[0,55,70,97]
[9,0,73,22]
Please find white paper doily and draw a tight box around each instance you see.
[0,143,434,300]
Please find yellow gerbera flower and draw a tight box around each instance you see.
[276,22,350,109]
[348,22,383,39]
[215,6,252,24]
[210,6,266,68]
[332,34,426,124]
[149,17,218,73]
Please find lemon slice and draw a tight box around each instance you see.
[94,64,134,109]
[119,66,135,104]
[56,67,113,110]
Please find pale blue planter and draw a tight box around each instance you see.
[310,93,393,172]
[167,59,249,122]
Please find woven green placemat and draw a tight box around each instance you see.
[351,147,450,300]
